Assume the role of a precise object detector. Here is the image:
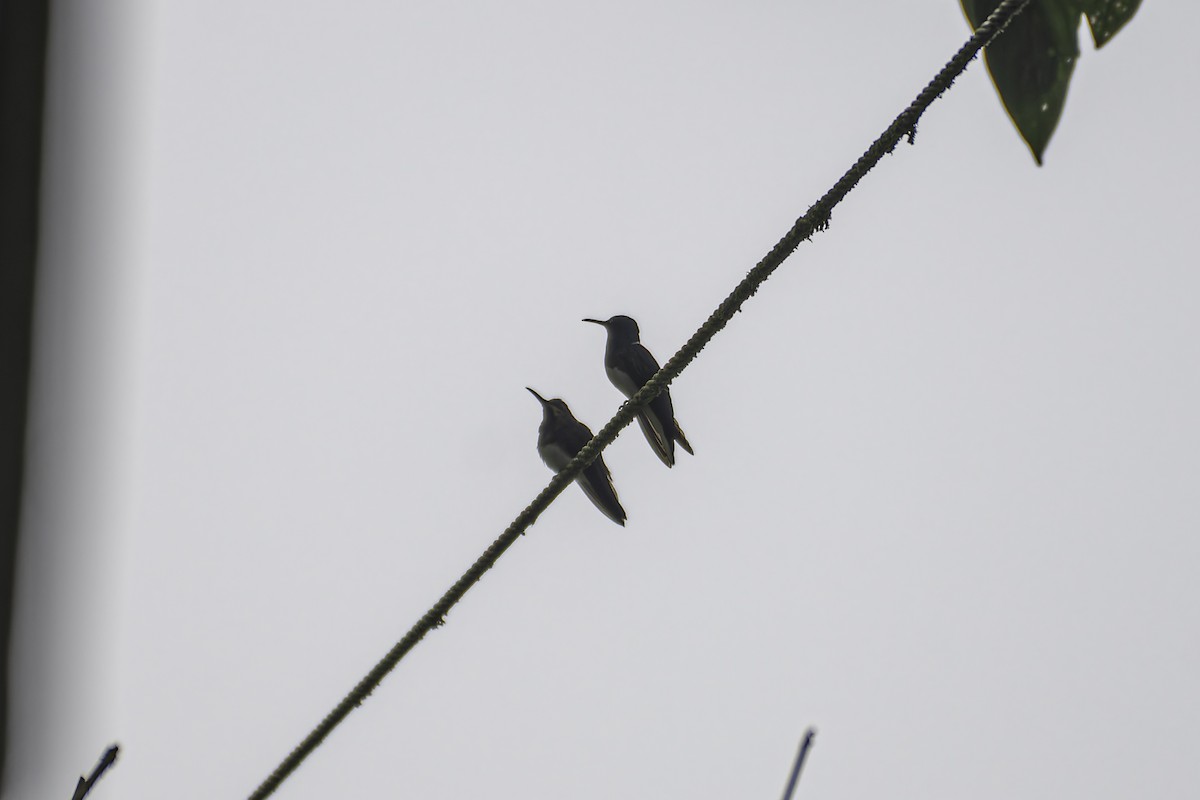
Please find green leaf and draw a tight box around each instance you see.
[1075,0,1142,48]
[962,0,1082,164]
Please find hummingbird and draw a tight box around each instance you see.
[583,315,693,468]
[527,387,627,526]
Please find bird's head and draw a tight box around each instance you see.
[526,387,572,420]
[582,315,640,342]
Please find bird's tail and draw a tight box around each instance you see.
[674,421,694,455]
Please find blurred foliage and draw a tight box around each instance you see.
[961,0,1141,164]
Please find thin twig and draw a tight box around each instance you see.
[247,2,1033,797]
[70,745,119,800]
[780,729,816,800]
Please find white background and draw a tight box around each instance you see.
[11,1,1199,798]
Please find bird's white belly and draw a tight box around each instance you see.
[538,441,574,473]
[606,365,642,398]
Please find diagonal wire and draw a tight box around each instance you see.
[247,1,1032,797]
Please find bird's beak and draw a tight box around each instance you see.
[526,387,548,405]
[582,318,606,326]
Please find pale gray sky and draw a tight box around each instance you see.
[11,1,1200,798]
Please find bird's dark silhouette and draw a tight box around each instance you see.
[527,388,627,526]
[583,315,693,467]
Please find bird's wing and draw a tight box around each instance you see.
[626,343,662,385]
[635,410,674,467]
[578,456,627,526]
[540,417,593,471]
[615,344,676,465]
[634,343,692,458]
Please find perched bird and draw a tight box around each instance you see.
[583,315,693,468]
[527,387,627,526]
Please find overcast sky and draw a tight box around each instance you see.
[11,1,1200,798]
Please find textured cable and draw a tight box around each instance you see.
[247,1,1032,796]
